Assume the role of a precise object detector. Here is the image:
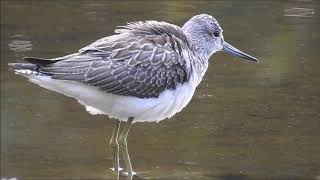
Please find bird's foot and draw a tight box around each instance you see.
[110,167,123,172]
[121,171,137,177]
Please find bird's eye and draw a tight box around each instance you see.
[213,31,220,37]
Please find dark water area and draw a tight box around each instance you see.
[1,1,320,180]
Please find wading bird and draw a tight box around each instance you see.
[9,14,258,180]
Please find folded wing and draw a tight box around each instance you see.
[36,21,191,98]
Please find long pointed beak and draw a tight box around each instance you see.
[222,42,258,62]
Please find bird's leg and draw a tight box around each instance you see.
[118,117,135,179]
[109,119,122,177]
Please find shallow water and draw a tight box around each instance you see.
[1,1,320,180]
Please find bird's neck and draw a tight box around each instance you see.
[184,49,209,87]
[182,30,213,62]
[181,24,211,84]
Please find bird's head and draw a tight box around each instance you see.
[182,14,258,62]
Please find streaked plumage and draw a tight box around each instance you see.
[9,17,211,122]
[9,14,258,178]
[18,21,193,99]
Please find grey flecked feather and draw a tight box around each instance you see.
[10,14,235,99]
[29,21,191,98]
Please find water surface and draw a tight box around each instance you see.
[1,1,320,179]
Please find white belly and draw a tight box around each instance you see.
[18,70,199,123]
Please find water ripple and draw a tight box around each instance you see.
[8,37,32,52]
[284,7,315,17]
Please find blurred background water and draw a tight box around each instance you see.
[1,0,319,179]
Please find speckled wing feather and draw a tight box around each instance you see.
[38,21,191,98]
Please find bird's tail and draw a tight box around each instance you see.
[8,57,58,75]
[8,62,37,71]
[8,62,40,75]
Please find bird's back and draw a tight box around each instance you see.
[9,20,201,122]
